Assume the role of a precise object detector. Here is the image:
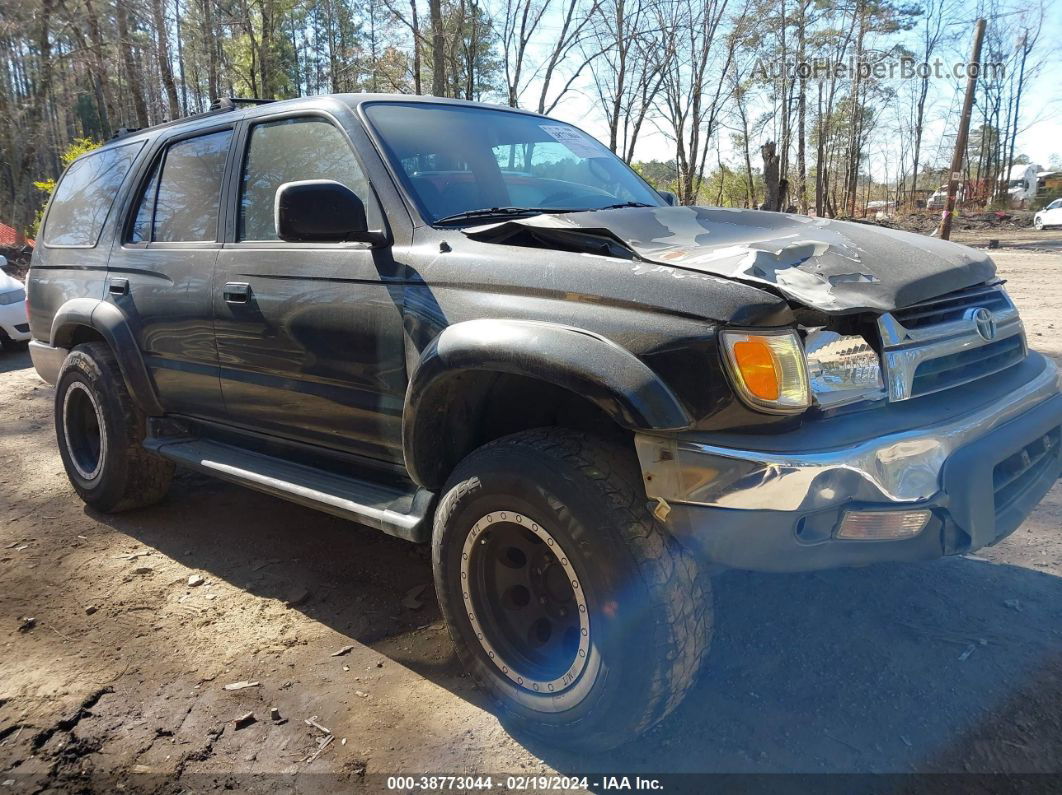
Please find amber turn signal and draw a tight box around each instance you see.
[721,330,810,413]
[731,339,780,400]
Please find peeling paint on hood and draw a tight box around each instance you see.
[462,206,997,313]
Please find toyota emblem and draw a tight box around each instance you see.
[969,307,997,341]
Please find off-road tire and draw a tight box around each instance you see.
[55,342,174,512]
[432,428,712,751]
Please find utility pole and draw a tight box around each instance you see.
[938,17,986,240]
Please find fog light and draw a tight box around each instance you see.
[836,510,931,540]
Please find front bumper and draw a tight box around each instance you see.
[0,302,31,342]
[636,352,1062,571]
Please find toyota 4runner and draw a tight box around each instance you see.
[27,95,1062,751]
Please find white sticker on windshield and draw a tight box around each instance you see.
[539,125,609,158]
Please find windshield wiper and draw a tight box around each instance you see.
[434,207,562,225]
[592,202,656,211]
[434,201,656,226]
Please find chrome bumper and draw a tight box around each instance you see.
[635,354,1061,514]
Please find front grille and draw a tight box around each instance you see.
[910,335,1026,397]
[893,283,1011,329]
[878,283,1026,402]
[993,428,1060,513]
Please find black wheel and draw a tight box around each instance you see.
[55,342,174,512]
[432,428,712,751]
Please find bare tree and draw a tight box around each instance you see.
[586,0,664,161]
[535,0,602,113]
[0,0,1056,236]
[151,0,181,115]
[117,0,150,125]
[175,0,190,113]
[84,22,112,123]
[381,0,427,93]
[654,0,745,203]
[907,0,953,206]
[498,0,548,106]
[430,0,446,94]
[997,8,1043,203]
[814,1,858,216]
[0,0,57,235]
[794,0,812,213]
[729,78,757,208]
[495,0,601,112]
[201,0,219,102]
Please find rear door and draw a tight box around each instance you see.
[212,110,407,464]
[30,141,145,339]
[108,125,235,418]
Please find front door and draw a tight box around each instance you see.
[213,113,407,464]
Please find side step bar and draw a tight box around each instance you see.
[144,437,433,543]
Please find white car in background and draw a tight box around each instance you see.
[0,255,30,352]
[1034,198,1062,230]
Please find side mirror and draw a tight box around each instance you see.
[275,180,379,243]
[657,190,678,206]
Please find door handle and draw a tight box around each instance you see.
[223,282,250,304]
[108,277,129,296]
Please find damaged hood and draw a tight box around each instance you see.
[462,206,997,313]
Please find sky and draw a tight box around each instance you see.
[526,4,1062,180]
[1012,21,1062,169]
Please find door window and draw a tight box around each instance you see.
[239,117,374,241]
[129,129,232,243]
[130,158,161,244]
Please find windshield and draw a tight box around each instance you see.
[363,102,665,224]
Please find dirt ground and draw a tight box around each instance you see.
[1,229,1061,792]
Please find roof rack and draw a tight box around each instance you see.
[209,97,278,111]
[109,96,279,142]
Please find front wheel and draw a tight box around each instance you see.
[432,428,712,751]
[1034,217,1045,230]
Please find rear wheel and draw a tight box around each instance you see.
[432,428,712,751]
[55,342,174,512]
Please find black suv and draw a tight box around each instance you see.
[27,94,1062,750]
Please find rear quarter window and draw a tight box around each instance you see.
[42,141,144,247]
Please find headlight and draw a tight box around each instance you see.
[803,330,885,408]
[0,288,25,306]
[720,329,810,413]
